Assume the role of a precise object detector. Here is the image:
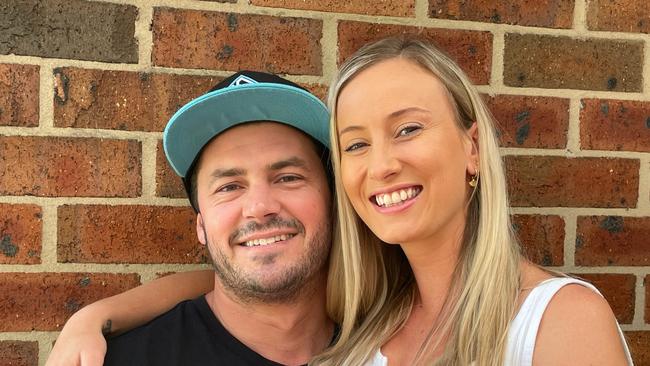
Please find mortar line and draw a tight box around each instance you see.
[510,206,650,217]
[638,157,650,210]
[644,40,650,94]
[39,205,59,267]
[475,84,650,101]
[320,16,339,84]
[566,98,582,154]
[633,274,647,326]
[619,324,650,331]
[490,29,505,88]
[0,263,210,273]
[573,0,588,31]
[38,335,57,366]
[0,196,190,206]
[38,62,54,129]
[140,137,159,198]
[414,0,429,20]
[563,213,577,268]
[135,1,154,69]
[499,147,649,158]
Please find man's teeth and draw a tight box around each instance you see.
[375,187,420,207]
[243,234,293,247]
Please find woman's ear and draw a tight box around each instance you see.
[196,213,207,245]
[466,122,480,175]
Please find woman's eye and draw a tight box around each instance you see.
[344,142,368,152]
[397,125,421,137]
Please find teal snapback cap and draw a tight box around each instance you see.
[162,70,331,209]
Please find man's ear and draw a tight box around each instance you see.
[196,213,206,245]
[466,122,480,175]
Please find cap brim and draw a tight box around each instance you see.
[163,83,330,178]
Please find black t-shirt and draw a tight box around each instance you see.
[104,296,297,366]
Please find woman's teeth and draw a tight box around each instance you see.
[243,234,294,247]
[375,187,420,207]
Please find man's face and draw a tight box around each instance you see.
[195,122,332,303]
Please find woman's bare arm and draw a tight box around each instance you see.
[533,284,631,365]
[46,270,214,366]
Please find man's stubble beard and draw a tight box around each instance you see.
[202,219,331,304]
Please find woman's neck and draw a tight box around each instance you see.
[400,223,464,312]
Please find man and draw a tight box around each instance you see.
[103,71,335,365]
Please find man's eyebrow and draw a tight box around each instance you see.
[268,156,309,171]
[208,167,246,184]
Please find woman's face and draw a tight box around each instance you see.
[336,57,478,246]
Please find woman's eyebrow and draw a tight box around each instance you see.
[387,106,430,119]
[338,125,364,137]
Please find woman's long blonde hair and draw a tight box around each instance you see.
[312,37,522,365]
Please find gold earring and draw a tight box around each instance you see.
[468,173,479,187]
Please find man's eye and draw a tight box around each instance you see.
[216,184,241,193]
[344,142,368,152]
[397,125,422,137]
[277,175,302,183]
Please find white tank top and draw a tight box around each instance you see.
[365,277,633,366]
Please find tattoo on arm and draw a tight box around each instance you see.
[101,319,112,336]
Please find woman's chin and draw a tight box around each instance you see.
[371,229,416,246]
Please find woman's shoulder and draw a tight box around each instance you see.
[531,276,630,365]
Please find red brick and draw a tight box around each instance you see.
[0,0,137,63]
[338,21,492,85]
[152,8,322,75]
[576,273,635,324]
[0,64,39,127]
[429,0,573,28]
[504,34,643,92]
[54,68,220,132]
[0,272,140,331]
[625,332,650,365]
[580,99,650,153]
[0,204,41,265]
[587,0,650,33]
[506,156,639,208]
[252,0,414,16]
[512,214,564,266]
[0,341,37,366]
[576,216,650,266]
[156,141,186,198]
[302,83,328,102]
[57,205,206,264]
[0,136,141,197]
[646,275,649,323]
[484,94,569,148]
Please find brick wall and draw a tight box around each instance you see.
[0,0,648,364]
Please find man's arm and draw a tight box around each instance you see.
[46,270,214,366]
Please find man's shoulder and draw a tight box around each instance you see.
[104,297,212,365]
[103,296,287,366]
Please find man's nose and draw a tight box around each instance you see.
[242,184,281,220]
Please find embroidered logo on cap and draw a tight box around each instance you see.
[229,75,258,87]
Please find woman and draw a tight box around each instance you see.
[47,38,632,365]
[313,37,630,365]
